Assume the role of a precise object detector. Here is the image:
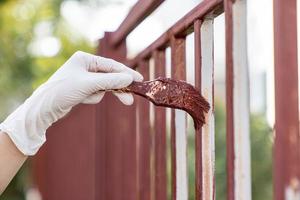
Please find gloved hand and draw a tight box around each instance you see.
[0,51,143,156]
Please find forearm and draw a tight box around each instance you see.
[0,131,27,194]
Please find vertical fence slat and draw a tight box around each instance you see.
[44,105,97,200]
[32,148,48,198]
[171,37,188,200]
[274,0,300,199]
[153,50,167,200]
[200,18,215,200]
[224,0,235,199]
[98,33,138,200]
[137,60,151,200]
[232,1,252,199]
[194,19,203,200]
[225,1,252,200]
[97,35,111,200]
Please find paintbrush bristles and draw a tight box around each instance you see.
[124,77,210,130]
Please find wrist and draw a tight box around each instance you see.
[0,96,48,155]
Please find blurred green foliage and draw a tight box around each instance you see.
[0,0,93,121]
[0,0,92,199]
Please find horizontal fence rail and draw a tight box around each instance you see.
[110,0,165,47]
[33,0,300,200]
[125,0,223,68]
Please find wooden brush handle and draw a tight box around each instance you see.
[102,81,152,98]
[117,81,152,96]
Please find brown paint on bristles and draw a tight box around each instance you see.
[117,77,210,129]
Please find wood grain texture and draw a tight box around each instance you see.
[200,18,215,200]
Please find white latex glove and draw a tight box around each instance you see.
[0,51,143,156]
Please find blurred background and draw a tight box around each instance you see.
[0,0,273,199]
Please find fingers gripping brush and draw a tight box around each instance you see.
[109,77,210,130]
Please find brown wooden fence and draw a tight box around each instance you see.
[33,0,300,200]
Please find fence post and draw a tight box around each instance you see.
[194,19,204,200]
[97,32,138,200]
[135,59,151,200]
[273,0,300,199]
[170,36,188,200]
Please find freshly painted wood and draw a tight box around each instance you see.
[40,105,97,200]
[97,33,138,200]
[32,146,48,198]
[225,1,252,199]
[172,0,223,36]
[153,50,167,200]
[273,0,300,199]
[171,37,188,200]
[224,0,235,199]
[200,18,215,200]
[194,19,203,200]
[136,60,151,200]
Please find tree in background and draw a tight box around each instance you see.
[0,0,93,120]
[0,0,92,199]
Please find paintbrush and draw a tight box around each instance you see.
[114,77,210,130]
